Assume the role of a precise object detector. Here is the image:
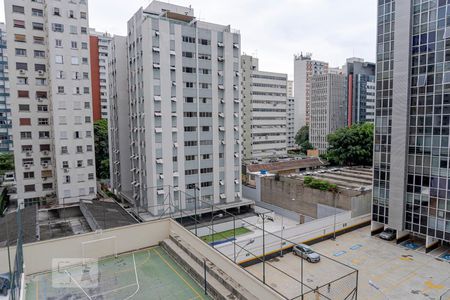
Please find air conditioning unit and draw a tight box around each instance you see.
[42,163,48,168]
[24,164,31,169]
[25,151,32,157]
[63,168,69,173]
[43,150,49,155]
[37,70,44,76]
[19,69,26,75]
[37,98,44,102]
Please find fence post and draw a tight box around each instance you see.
[301,255,304,300]
[355,270,359,300]
[203,259,207,295]
[233,215,236,262]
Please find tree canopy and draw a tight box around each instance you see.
[94,119,110,179]
[295,125,314,154]
[0,153,14,175]
[325,122,374,166]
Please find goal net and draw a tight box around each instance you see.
[81,235,118,265]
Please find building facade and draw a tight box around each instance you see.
[241,54,287,160]
[108,35,131,201]
[372,0,450,244]
[89,29,111,121]
[345,57,376,126]
[5,0,97,206]
[310,71,347,153]
[286,96,295,149]
[293,53,328,133]
[0,23,12,152]
[114,1,242,215]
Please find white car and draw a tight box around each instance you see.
[293,244,321,263]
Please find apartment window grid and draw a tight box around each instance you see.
[372,0,395,225]
[404,0,450,240]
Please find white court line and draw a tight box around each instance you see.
[64,270,93,300]
[90,283,138,299]
[123,253,140,300]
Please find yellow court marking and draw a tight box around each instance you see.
[153,248,204,300]
[424,280,445,290]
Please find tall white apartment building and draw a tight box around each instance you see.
[241,54,287,160]
[89,29,111,121]
[293,53,328,132]
[5,0,97,206]
[286,97,295,149]
[113,1,242,215]
[0,22,13,152]
[108,35,131,201]
[310,71,347,154]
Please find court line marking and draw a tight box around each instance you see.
[153,248,205,300]
[123,253,140,300]
[90,283,138,298]
[64,270,92,300]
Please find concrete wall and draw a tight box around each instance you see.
[260,176,357,218]
[169,220,284,299]
[0,219,170,275]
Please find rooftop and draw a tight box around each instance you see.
[246,157,326,173]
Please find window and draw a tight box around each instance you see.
[33,36,44,45]
[53,8,60,16]
[58,86,65,94]
[70,25,77,34]
[83,87,89,94]
[19,118,31,126]
[68,10,75,18]
[38,118,49,125]
[198,38,210,45]
[24,185,36,192]
[184,97,194,103]
[36,78,46,86]
[81,42,88,49]
[200,83,210,89]
[80,12,87,19]
[85,116,91,123]
[32,8,43,17]
[17,77,28,85]
[21,145,32,152]
[71,56,79,65]
[86,131,92,138]
[182,36,195,43]
[86,145,93,152]
[34,50,45,58]
[185,82,194,88]
[39,131,50,139]
[55,39,63,48]
[13,20,25,29]
[56,70,64,79]
[76,146,83,153]
[185,155,196,161]
[55,55,64,64]
[88,173,94,180]
[43,183,53,190]
[18,90,29,98]
[20,132,32,139]
[71,41,78,49]
[19,104,30,112]
[81,27,87,34]
[16,62,28,70]
[15,48,27,56]
[77,160,83,167]
[14,34,26,42]
[61,146,68,154]
[87,159,93,166]
[37,105,48,112]
[12,5,25,14]
[82,57,88,64]
[23,172,34,179]
[35,64,46,72]
[202,126,210,132]
[52,23,64,32]
[182,51,194,58]
[32,23,44,31]
[202,154,210,159]
[198,54,211,60]
[64,176,71,184]
[84,102,90,109]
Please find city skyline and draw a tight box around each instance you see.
[0,0,377,78]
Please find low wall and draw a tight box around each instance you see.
[215,212,371,263]
[0,219,170,275]
[169,219,284,300]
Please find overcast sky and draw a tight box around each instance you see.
[0,0,377,78]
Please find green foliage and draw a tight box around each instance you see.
[303,176,338,192]
[201,227,252,243]
[325,122,374,166]
[295,125,309,146]
[0,153,14,175]
[299,141,314,154]
[94,119,110,179]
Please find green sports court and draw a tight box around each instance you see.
[25,246,211,300]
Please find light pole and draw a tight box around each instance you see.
[193,184,200,235]
[280,215,285,257]
[235,238,255,263]
[210,213,223,247]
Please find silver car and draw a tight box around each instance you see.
[293,244,321,263]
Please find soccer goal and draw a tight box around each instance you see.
[81,235,118,265]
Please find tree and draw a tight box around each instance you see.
[299,141,314,154]
[0,153,14,175]
[295,125,309,146]
[325,122,374,166]
[94,119,110,179]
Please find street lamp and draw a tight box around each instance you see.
[193,184,200,236]
[210,213,223,247]
[235,238,255,262]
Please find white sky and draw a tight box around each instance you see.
[0,0,377,78]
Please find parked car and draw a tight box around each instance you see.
[379,228,396,241]
[293,244,320,263]
[0,274,10,297]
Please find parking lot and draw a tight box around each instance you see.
[246,226,450,300]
